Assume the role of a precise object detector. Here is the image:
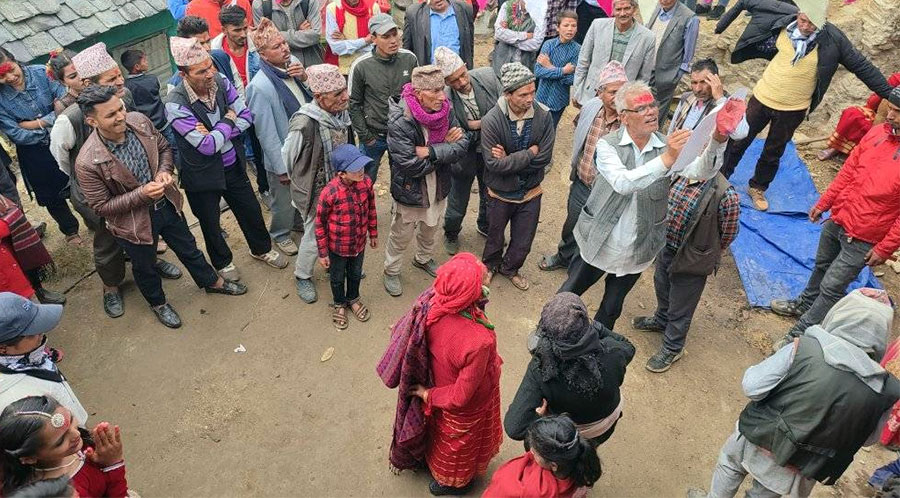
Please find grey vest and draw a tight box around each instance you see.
[739,337,900,484]
[573,127,669,269]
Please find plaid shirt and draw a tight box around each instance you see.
[545,0,579,38]
[315,176,378,258]
[666,177,740,251]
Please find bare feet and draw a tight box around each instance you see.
[817,148,837,161]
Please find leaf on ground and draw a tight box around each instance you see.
[321,347,335,362]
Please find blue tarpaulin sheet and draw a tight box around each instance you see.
[727,139,881,308]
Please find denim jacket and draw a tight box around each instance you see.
[0,65,65,145]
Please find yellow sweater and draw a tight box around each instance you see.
[753,31,819,111]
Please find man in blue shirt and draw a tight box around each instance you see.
[403,0,474,67]
[535,10,581,128]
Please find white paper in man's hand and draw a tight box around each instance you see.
[668,87,749,176]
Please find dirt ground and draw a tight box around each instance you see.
[14,17,900,497]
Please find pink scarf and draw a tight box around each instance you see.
[401,83,451,145]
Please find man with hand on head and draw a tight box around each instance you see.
[75,86,248,328]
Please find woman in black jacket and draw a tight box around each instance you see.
[504,292,635,447]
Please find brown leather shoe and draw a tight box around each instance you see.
[748,187,769,211]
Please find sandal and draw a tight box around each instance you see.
[332,305,348,330]
[349,300,371,322]
[65,234,83,246]
[508,273,530,291]
[538,254,566,271]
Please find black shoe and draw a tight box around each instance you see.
[35,222,47,239]
[444,235,459,255]
[429,480,474,496]
[632,316,664,332]
[646,348,684,373]
[151,303,182,328]
[35,287,66,305]
[709,4,725,19]
[206,280,248,296]
[103,291,124,318]
[154,259,183,280]
[695,3,710,15]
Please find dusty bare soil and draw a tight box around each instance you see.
[13,4,900,495]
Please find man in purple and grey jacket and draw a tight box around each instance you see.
[165,36,289,283]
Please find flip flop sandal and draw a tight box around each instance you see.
[332,305,348,330]
[350,301,371,322]
[65,234,83,246]
[538,254,566,271]
[508,273,530,291]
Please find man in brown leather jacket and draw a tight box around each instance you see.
[74,86,248,329]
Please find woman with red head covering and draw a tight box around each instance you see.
[378,252,503,496]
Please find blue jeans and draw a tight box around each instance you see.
[359,135,388,181]
[549,109,565,129]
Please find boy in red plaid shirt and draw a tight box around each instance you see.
[315,144,378,330]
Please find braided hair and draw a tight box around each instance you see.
[527,415,601,488]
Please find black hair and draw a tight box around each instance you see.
[0,396,91,494]
[76,85,119,117]
[0,47,16,65]
[219,4,248,28]
[45,50,76,82]
[558,9,578,22]
[7,476,74,498]
[176,15,210,38]
[526,415,601,488]
[691,58,719,76]
[120,49,145,74]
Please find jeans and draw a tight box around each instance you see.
[359,135,389,182]
[184,164,272,270]
[653,246,709,353]
[328,251,364,305]
[551,179,591,266]
[115,201,219,307]
[549,109,565,129]
[444,159,488,239]
[483,195,541,276]
[793,219,872,332]
[721,96,807,190]
[558,254,642,330]
[266,171,296,243]
[293,211,319,280]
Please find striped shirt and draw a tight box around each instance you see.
[165,76,253,167]
[534,38,581,112]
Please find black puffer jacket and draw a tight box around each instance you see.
[716,0,892,114]
[387,97,470,208]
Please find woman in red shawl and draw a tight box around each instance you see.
[818,72,900,161]
[407,252,503,496]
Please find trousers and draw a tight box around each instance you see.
[793,219,872,332]
[384,204,441,276]
[266,171,296,243]
[70,194,126,288]
[329,251,364,305]
[184,164,272,270]
[721,96,807,190]
[653,246,709,353]
[444,160,488,239]
[558,254,642,330]
[293,211,319,280]
[482,195,541,276]
[115,201,218,306]
[552,179,591,266]
[359,135,389,182]
[708,429,815,498]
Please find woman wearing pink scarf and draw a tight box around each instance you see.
[381,65,470,298]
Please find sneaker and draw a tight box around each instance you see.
[770,298,804,318]
[383,273,402,297]
[259,190,273,212]
[708,4,725,19]
[444,235,459,255]
[251,249,289,269]
[646,348,684,373]
[687,488,709,498]
[412,258,439,278]
[218,263,241,282]
[773,324,805,351]
[103,291,124,318]
[632,316,664,332]
[748,187,769,211]
[275,238,299,256]
[295,278,318,304]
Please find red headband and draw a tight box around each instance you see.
[0,62,14,77]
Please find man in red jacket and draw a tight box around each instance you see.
[771,87,900,345]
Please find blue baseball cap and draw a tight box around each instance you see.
[0,292,63,342]
[332,144,372,173]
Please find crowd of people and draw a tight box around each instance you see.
[0,0,898,495]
